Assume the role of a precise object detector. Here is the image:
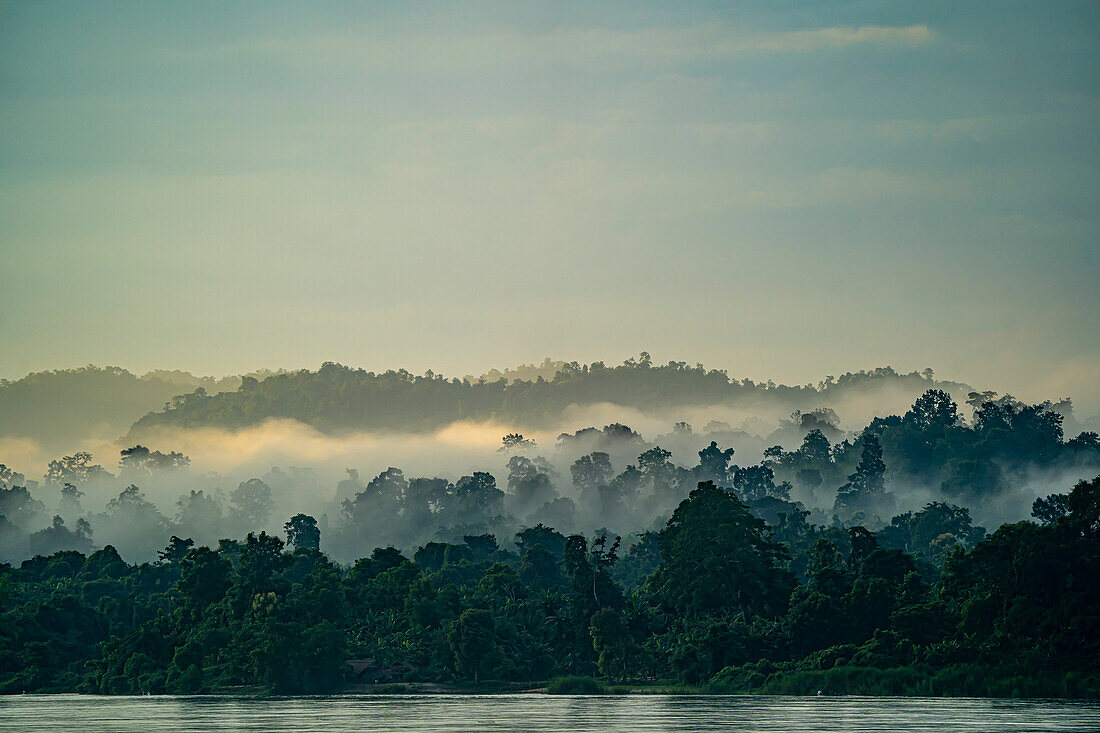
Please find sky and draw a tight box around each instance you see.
[1,1,1098,413]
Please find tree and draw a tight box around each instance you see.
[176,546,231,610]
[638,446,678,500]
[507,456,557,518]
[253,620,347,693]
[652,481,794,620]
[1065,475,1100,538]
[798,429,832,463]
[733,464,776,502]
[789,408,843,441]
[97,485,169,560]
[285,513,321,550]
[119,445,190,477]
[520,544,565,590]
[590,607,632,681]
[570,452,614,494]
[834,434,894,517]
[905,390,959,431]
[27,515,95,556]
[763,445,785,463]
[515,523,567,558]
[231,479,275,528]
[44,451,112,487]
[515,524,568,588]
[158,535,195,563]
[499,433,535,453]
[602,464,642,520]
[1067,431,1100,453]
[807,539,850,597]
[174,490,223,540]
[973,399,1064,465]
[613,531,661,590]
[449,472,504,526]
[463,533,499,560]
[563,532,623,616]
[340,468,408,549]
[696,441,734,487]
[477,563,525,605]
[237,531,290,592]
[448,609,496,682]
[940,457,1004,499]
[1032,492,1070,526]
[0,485,45,528]
[0,464,23,487]
[404,477,448,530]
[59,482,84,520]
[878,502,985,562]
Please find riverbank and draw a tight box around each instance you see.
[341,679,702,696]
[341,666,1100,699]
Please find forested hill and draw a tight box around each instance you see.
[0,368,238,449]
[128,359,974,436]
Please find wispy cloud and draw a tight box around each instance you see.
[198,23,936,75]
[745,25,934,53]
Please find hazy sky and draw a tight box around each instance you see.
[2,2,1098,412]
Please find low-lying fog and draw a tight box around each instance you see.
[2,381,1097,566]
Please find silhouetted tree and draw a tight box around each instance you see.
[285,513,321,550]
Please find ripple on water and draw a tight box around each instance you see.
[1,694,1099,733]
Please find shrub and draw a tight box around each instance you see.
[547,675,607,694]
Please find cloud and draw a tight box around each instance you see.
[745,25,934,53]
[119,419,512,477]
[197,23,936,77]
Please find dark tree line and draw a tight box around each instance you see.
[126,359,978,436]
[1,473,1096,697]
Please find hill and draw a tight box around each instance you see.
[127,358,975,438]
[0,367,232,449]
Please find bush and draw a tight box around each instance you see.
[374,683,409,694]
[547,676,607,695]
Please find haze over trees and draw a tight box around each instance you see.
[0,367,243,450]
[0,366,1096,565]
[124,360,989,437]
[1,359,1098,696]
[1,472,1096,696]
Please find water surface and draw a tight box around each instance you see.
[2,694,1098,732]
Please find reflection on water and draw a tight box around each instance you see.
[1,694,1099,733]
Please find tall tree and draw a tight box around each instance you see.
[652,481,794,620]
[285,513,321,550]
[834,434,893,517]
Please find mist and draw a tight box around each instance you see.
[2,360,1097,565]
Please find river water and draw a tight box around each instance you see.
[1,694,1098,732]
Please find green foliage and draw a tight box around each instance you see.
[878,502,985,565]
[126,362,968,438]
[589,608,633,681]
[284,514,321,551]
[0,367,230,449]
[709,662,1097,698]
[652,482,794,620]
[547,675,607,694]
[834,435,894,518]
[448,609,496,683]
[0,474,1097,697]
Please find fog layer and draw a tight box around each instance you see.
[1,361,1097,564]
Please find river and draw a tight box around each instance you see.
[1,694,1098,732]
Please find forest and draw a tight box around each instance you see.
[0,476,1096,697]
[125,359,981,436]
[1,382,1098,697]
